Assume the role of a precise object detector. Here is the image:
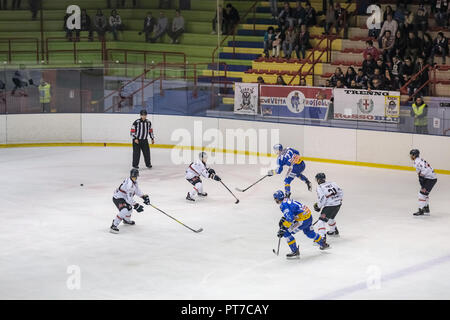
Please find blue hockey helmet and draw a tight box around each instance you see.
[273,144,283,152]
[273,190,285,201]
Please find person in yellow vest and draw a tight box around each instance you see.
[410,96,428,134]
[39,79,51,113]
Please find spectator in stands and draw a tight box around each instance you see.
[363,40,380,61]
[411,96,429,134]
[323,3,336,35]
[418,30,433,61]
[109,9,124,41]
[329,67,345,86]
[383,5,394,22]
[376,57,387,74]
[272,28,283,58]
[29,0,40,20]
[369,67,385,88]
[276,75,287,85]
[393,30,407,59]
[378,14,397,48]
[299,77,307,86]
[269,0,278,18]
[324,79,331,87]
[283,26,297,59]
[292,1,306,27]
[348,79,359,89]
[333,2,347,38]
[94,9,108,41]
[14,0,23,10]
[168,9,185,44]
[400,56,415,83]
[369,78,386,91]
[150,11,168,43]
[211,5,223,35]
[140,12,156,43]
[380,30,395,63]
[434,0,449,27]
[393,4,406,30]
[430,32,449,64]
[304,1,317,27]
[413,7,428,34]
[403,10,415,34]
[355,68,368,89]
[384,69,396,90]
[362,53,377,76]
[391,55,403,88]
[80,9,94,42]
[263,26,275,58]
[367,4,381,38]
[335,79,346,88]
[405,31,421,62]
[257,76,265,84]
[278,2,294,28]
[414,56,429,95]
[344,66,356,86]
[295,24,310,60]
[223,3,240,35]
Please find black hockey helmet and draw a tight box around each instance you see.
[315,172,326,184]
[199,151,208,162]
[140,109,148,116]
[130,168,139,179]
[410,149,420,158]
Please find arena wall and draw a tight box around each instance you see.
[0,114,449,173]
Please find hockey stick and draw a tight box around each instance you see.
[235,175,269,192]
[273,237,281,256]
[149,204,203,233]
[219,180,240,204]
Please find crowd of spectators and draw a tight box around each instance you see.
[324,2,449,98]
[263,1,348,59]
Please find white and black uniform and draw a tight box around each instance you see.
[131,118,154,168]
[185,160,210,198]
[112,177,144,226]
[315,181,343,236]
[414,157,437,209]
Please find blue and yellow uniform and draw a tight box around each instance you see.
[270,146,311,196]
[279,198,324,253]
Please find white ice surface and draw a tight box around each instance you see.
[0,146,449,300]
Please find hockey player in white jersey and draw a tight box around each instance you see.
[410,149,438,216]
[313,173,343,237]
[110,168,150,233]
[185,152,221,202]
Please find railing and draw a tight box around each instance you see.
[287,35,335,85]
[45,36,104,64]
[105,49,186,78]
[0,38,40,64]
[399,64,434,99]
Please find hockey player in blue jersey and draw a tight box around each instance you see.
[274,190,329,259]
[268,144,312,198]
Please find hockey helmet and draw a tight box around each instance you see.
[409,149,420,158]
[273,144,283,153]
[315,172,326,184]
[273,190,285,201]
[130,168,139,179]
[199,151,208,162]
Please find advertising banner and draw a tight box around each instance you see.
[234,82,259,115]
[333,88,401,123]
[260,85,332,120]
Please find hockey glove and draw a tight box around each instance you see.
[267,169,275,176]
[142,195,150,205]
[313,203,321,212]
[133,203,144,212]
[277,227,287,238]
[213,174,221,181]
[306,180,312,191]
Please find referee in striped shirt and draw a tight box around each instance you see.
[131,110,155,169]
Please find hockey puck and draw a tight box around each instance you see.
[80,184,84,186]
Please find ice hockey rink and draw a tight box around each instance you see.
[1,146,449,300]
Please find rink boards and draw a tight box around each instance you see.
[0,113,449,174]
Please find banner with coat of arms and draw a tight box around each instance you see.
[234,83,259,115]
[259,85,332,120]
[333,88,400,123]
